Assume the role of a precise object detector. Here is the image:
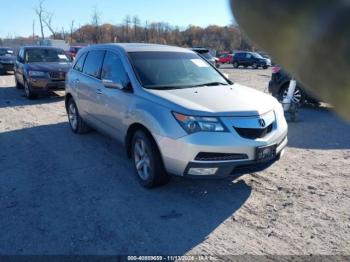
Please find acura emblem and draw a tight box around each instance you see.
[258,118,266,128]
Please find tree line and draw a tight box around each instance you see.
[0,1,254,52]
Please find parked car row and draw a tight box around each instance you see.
[2,43,288,188]
[215,51,272,70]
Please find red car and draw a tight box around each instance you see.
[66,46,83,60]
[216,53,233,67]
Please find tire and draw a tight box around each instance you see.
[252,63,258,69]
[216,63,220,68]
[131,130,170,188]
[278,83,305,105]
[263,65,268,69]
[66,98,90,134]
[24,79,38,99]
[233,62,239,68]
[15,75,23,89]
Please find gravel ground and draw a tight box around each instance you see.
[0,67,349,256]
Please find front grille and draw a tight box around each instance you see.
[49,71,66,80]
[195,152,248,161]
[234,123,273,140]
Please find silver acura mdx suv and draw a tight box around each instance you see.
[65,44,288,188]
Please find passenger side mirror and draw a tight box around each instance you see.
[102,79,124,90]
[17,56,23,63]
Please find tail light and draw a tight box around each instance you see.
[272,66,281,74]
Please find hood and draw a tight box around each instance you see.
[146,83,279,117]
[26,62,72,72]
[0,56,16,63]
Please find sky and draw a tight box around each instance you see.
[0,0,234,38]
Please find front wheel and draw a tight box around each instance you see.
[131,130,170,188]
[252,63,258,69]
[15,76,23,89]
[233,62,239,68]
[279,83,305,105]
[24,80,38,99]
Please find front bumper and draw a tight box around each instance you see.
[0,63,14,72]
[29,78,65,92]
[154,116,288,177]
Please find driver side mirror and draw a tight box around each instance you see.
[102,79,124,90]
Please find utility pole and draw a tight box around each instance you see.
[32,20,35,43]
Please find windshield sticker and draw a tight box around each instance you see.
[58,54,67,59]
[191,59,209,68]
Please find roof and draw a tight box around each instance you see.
[21,46,65,50]
[85,43,193,53]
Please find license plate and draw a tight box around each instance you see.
[256,145,277,162]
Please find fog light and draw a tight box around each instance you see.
[188,168,218,176]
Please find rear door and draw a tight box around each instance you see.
[75,50,105,123]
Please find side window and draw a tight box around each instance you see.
[18,49,24,62]
[246,53,252,59]
[82,50,105,78]
[101,51,128,85]
[73,52,87,72]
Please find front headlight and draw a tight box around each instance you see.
[173,112,228,134]
[28,71,47,77]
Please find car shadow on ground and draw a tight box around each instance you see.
[0,123,251,255]
[287,105,350,150]
[0,85,65,109]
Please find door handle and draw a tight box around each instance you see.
[96,88,103,94]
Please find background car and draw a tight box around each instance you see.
[232,51,271,69]
[216,53,233,68]
[268,66,320,105]
[14,46,72,99]
[0,47,16,75]
[66,46,84,60]
[191,47,218,67]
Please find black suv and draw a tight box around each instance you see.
[232,51,271,69]
[268,66,320,105]
[15,46,72,99]
[0,47,16,74]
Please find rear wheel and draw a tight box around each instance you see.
[24,80,38,99]
[66,98,90,134]
[131,130,170,188]
[233,62,239,68]
[252,63,258,69]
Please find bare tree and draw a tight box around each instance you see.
[91,7,101,43]
[123,15,131,41]
[133,16,141,40]
[70,20,75,44]
[34,0,45,39]
[43,12,57,39]
[32,20,35,42]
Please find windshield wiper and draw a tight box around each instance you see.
[192,82,229,87]
[144,85,192,90]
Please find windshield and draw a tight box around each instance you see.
[252,52,264,59]
[128,52,229,89]
[25,48,70,63]
[0,48,14,56]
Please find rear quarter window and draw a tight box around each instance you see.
[73,52,87,72]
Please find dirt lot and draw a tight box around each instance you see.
[0,67,349,256]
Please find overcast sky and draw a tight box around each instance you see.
[0,0,234,38]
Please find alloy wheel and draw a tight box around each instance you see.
[282,88,302,104]
[133,138,151,181]
[68,102,78,130]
